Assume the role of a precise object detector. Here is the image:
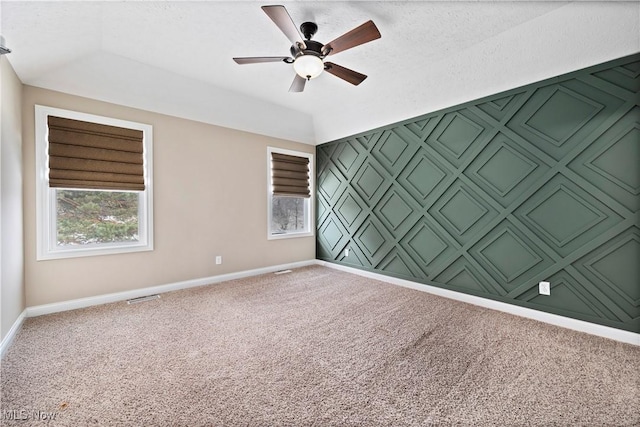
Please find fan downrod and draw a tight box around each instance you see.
[300,22,318,40]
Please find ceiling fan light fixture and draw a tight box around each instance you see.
[293,54,323,80]
[234,6,381,92]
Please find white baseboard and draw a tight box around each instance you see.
[317,261,640,347]
[26,259,316,317]
[0,309,27,359]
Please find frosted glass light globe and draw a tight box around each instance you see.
[293,55,324,80]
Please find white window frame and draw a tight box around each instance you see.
[35,105,154,260]
[267,146,314,240]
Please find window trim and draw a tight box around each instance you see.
[35,105,154,260]
[267,147,314,240]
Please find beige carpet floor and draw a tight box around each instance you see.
[1,266,638,426]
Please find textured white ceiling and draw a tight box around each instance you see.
[2,1,639,144]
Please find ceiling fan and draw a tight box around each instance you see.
[233,5,381,92]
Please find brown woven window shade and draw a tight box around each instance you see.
[47,115,145,191]
[271,152,310,198]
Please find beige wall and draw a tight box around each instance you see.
[1,57,25,340]
[22,86,315,307]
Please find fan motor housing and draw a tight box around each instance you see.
[291,40,324,59]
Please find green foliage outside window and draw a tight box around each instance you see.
[56,190,139,246]
[271,196,306,234]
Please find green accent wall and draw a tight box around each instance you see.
[316,54,640,333]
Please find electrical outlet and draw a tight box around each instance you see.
[539,281,550,295]
[344,248,349,257]
[215,256,222,265]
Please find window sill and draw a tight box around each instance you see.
[268,231,315,240]
[37,242,153,261]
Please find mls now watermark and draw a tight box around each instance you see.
[1,409,59,421]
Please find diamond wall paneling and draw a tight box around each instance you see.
[316,54,640,333]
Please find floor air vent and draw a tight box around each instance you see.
[274,270,292,275]
[127,294,160,304]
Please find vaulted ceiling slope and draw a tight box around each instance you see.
[2,1,638,145]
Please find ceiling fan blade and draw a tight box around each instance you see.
[262,5,306,50]
[233,56,292,64]
[322,20,381,56]
[324,62,367,86]
[289,74,306,93]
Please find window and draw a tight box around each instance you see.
[35,105,153,260]
[267,147,314,239]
